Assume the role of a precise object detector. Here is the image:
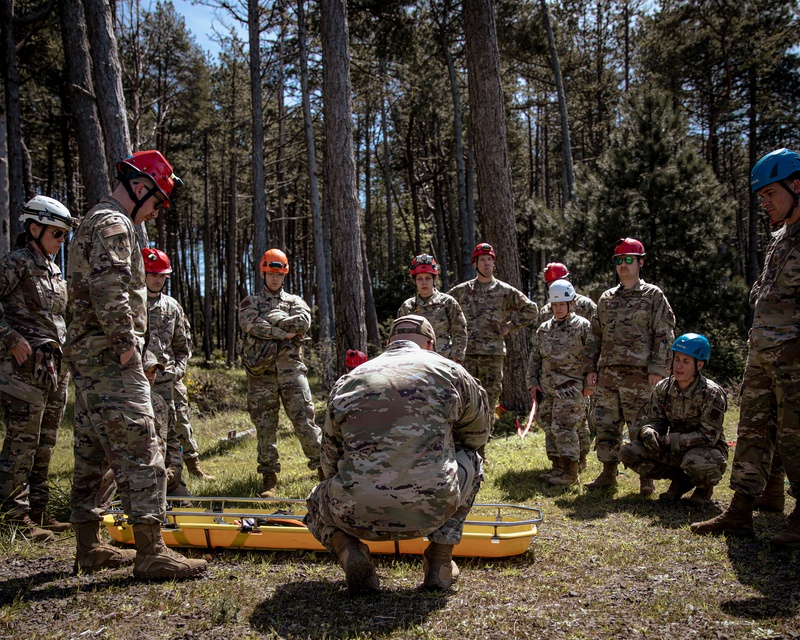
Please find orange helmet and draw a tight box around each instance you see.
[261,248,289,274]
[116,150,182,207]
[410,254,439,277]
[543,262,569,283]
[471,242,496,263]
[142,248,172,274]
[614,237,645,256]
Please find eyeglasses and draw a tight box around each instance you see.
[613,256,636,265]
[50,228,67,240]
[152,194,166,210]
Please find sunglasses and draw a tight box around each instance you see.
[50,228,68,240]
[152,194,166,210]
[613,256,636,265]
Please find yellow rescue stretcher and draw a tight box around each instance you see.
[103,496,543,558]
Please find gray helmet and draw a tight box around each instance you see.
[20,196,76,231]
[548,279,576,303]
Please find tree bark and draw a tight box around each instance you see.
[379,60,394,268]
[248,0,268,266]
[320,0,367,371]
[0,105,9,256]
[2,0,25,242]
[226,59,239,366]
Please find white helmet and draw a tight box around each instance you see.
[20,195,75,231]
[548,279,575,303]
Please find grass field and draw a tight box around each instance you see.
[1,360,798,639]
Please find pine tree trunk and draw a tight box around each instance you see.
[2,0,25,242]
[248,0,268,267]
[0,106,9,256]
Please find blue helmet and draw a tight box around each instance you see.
[750,148,800,192]
[671,333,711,363]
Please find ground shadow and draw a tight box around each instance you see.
[495,467,572,502]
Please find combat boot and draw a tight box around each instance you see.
[753,472,785,512]
[640,477,656,497]
[10,514,54,543]
[539,458,560,482]
[73,520,135,574]
[185,457,215,480]
[30,510,72,533]
[549,460,579,486]
[690,492,755,537]
[584,462,618,489]
[686,486,714,507]
[771,503,800,549]
[422,542,459,591]
[659,471,694,501]
[330,530,380,595]
[132,523,207,580]
[259,471,278,498]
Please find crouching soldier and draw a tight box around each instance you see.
[619,333,728,506]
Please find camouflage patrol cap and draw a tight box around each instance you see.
[143,350,164,371]
[389,314,436,345]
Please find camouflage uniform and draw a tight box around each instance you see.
[527,314,590,463]
[448,277,538,412]
[583,279,675,463]
[619,375,729,487]
[239,286,321,473]
[0,246,69,517]
[173,314,201,461]
[306,340,489,550]
[397,289,468,363]
[65,197,166,525]
[729,219,800,498]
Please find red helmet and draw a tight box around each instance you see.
[471,242,496,263]
[345,349,368,369]
[614,237,645,256]
[116,150,182,207]
[410,254,439,277]
[142,248,172,274]
[261,248,289,274]
[543,262,569,283]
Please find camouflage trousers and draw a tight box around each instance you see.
[619,440,728,488]
[306,448,482,550]
[174,378,200,459]
[152,380,185,474]
[592,366,651,463]
[69,350,166,525]
[537,391,585,462]
[730,340,800,499]
[0,359,69,517]
[248,355,321,474]
[463,354,504,416]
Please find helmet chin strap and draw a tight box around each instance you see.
[776,181,800,227]
[123,178,160,221]
[31,223,55,261]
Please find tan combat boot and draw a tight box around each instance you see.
[640,477,656,497]
[259,471,278,498]
[73,520,136,574]
[771,503,800,549]
[549,460,579,486]
[686,486,714,507]
[753,472,785,512]
[330,530,380,595]
[185,457,215,480]
[11,514,54,543]
[690,492,755,537]
[584,462,618,489]
[132,523,207,580]
[29,510,72,533]
[422,542,459,591]
[540,458,562,482]
[659,472,694,501]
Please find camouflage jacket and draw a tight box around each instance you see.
[749,217,800,351]
[397,289,468,363]
[538,292,596,326]
[635,374,728,457]
[238,287,311,374]
[64,197,147,360]
[0,245,67,351]
[321,340,489,536]
[447,277,539,356]
[527,314,590,394]
[583,279,675,377]
[146,293,190,383]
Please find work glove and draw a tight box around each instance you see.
[639,426,662,455]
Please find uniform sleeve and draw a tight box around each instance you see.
[673,383,728,453]
[182,313,194,357]
[171,306,191,378]
[397,298,413,317]
[89,218,138,355]
[526,327,543,390]
[647,291,676,377]
[238,294,288,340]
[321,388,345,479]
[275,296,312,334]
[583,302,603,374]
[451,369,490,450]
[505,288,539,334]
[0,254,23,346]
[447,299,468,364]
[634,383,670,438]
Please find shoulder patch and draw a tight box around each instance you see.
[98,223,132,265]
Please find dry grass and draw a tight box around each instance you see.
[1,361,799,639]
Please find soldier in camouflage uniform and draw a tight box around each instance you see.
[537,262,597,469]
[448,243,539,419]
[65,150,206,579]
[583,238,675,495]
[306,315,489,594]
[527,280,593,486]
[693,149,800,547]
[620,334,728,506]
[239,248,322,498]
[0,196,75,542]
[397,254,467,363]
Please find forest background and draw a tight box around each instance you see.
[2,0,799,411]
